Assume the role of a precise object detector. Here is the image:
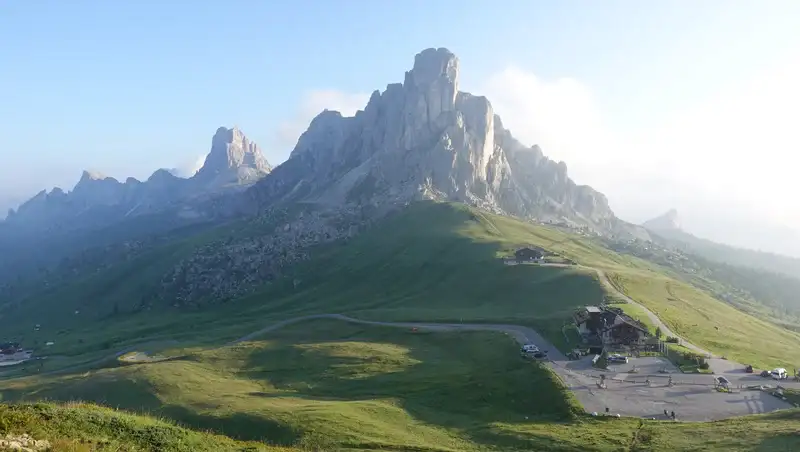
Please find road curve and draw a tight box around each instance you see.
[233,313,569,360]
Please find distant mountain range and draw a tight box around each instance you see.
[4,126,270,235]
[642,209,800,280]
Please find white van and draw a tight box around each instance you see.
[521,344,539,353]
[770,368,787,380]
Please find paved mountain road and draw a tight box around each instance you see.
[234,313,565,361]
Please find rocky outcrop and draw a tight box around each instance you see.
[154,202,401,306]
[0,433,50,451]
[247,47,616,231]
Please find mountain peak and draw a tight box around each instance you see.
[78,170,107,183]
[643,209,682,231]
[74,170,120,192]
[192,126,271,188]
[407,48,459,88]
[249,47,618,232]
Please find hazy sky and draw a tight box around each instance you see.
[1,1,798,255]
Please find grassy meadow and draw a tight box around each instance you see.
[2,319,799,451]
[608,271,800,370]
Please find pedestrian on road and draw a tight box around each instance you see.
[663,409,668,417]
[671,411,675,420]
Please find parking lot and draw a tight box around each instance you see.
[550,356,795,421]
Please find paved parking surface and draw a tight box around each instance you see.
[606,356,679,375]
[576,379,791,421]
[552,356,795,420]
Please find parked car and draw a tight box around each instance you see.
[760,370,771,378]
[771,368,788,380]
[607,354,629,364]
[745,365,753,373]
[521,344,539,353]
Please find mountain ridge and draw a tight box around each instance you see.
[4,126,271,231]
[642,211,800,280]
[244,47,642,238]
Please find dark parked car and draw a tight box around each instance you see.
[607,354,629,364]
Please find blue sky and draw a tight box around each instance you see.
[1,1,799,253]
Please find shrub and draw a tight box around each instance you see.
[665,336,679,344]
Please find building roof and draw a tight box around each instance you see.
[607,316,650,334]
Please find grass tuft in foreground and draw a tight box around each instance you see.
[0,402,293,451]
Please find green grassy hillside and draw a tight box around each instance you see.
[609,272,800,369]
[3,319,799,451]
[0,402,293,451]
[2,320,579,451]
[3,201,800,451]
[4,201,800,374]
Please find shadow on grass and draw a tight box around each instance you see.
[240,323,585,450]
[755,435,800,452]
[159,405,301,445]
[0,371,301,446]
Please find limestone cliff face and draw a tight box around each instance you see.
[248,47,615,230]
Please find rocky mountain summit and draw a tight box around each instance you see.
[643,209,682,232]
[149,48,645,306]
[194,126,272,188]
[246,47,619,232]
[4,126,271,233]
[1,47,647,309]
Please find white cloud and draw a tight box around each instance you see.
[483,67,629,176]
[269,89,370,163]
[480,61,800,254]
[170,154,207,178]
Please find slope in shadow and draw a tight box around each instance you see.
[240,320,583,450]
